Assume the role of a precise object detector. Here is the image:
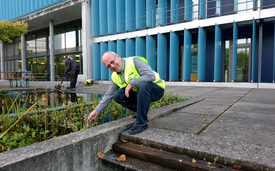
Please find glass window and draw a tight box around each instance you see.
[6,43,14,56]
[192,0,199,21]
[238,0,253,13]
[37,57,48,73]
[54,27,65,50]
[14,37,21,56]
[27,58,37,73]
[26,34,36,54]
[36,31,48,52]
[66,25,78,48]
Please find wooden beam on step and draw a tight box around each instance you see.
[113,141,236,171]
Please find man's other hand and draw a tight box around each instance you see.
[88,110,99,121]
[125,84,132,98]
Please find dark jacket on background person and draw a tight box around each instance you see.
[64,58,80,76]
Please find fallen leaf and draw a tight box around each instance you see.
[220,120,223,122]
[233,165,241,170]
[204,118,207,121]
[179,159,182,162]
[192,158,196,163]
[147,119,150,122]
[160,149,163,151]
[97,151,104,159]
[121,139,128,143]
[141,144,143,146]
[117,154,126,161]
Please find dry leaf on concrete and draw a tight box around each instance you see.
[233,165,241,170]
[192,158,196,163]
[121,139,128,143]
[179,159,182,162]
[204,118,207,121]
[117,154,126,161]
[97,151,104,159]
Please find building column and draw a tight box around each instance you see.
[251,20,256,82]
[183,29,192,81]
[49,20,55,82]
[197,27,206,81]
[146,35,156,70]
[83,0,92,79]
[136,37,146,57]
[273,21,275,83]
[0,42,4,78]
[169,31,179,81]
[126,38,135,57]
[21,35,26,71]
[232,22,238,82]
[258,20,263,87]
[108,41,117,79]
[93,43,100,79]
[214,25,221,82]
[171,0,179,23]
[100,42,108,80]
[157,34,167,79]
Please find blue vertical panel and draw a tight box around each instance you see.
[116,0,126,33]
[126,38,135,57]
[108,41,117,79]
[199,0,206,19]
[39,0,44,9]
[253,0,257,10]
[146,0,156,28]
[184,0,192,21]
[135,37,146,57]
[93,43,101,79]
[273,22,275,82]
[234,0,238,13]
[216,0,221,15]
[22,0,27,16]
[100,42,109,80]
[157,34,167,79]
[0,0,3,20]
[26,0,31,14]
[31,0,37,12]
[49,0,55,5]
[92,0,100,36]
[15,0,18,19]
[99,0,108,35]
[170,0,179,23]
[54,0,62,3]
[158,0,167,26]
[214,25,222,82]
[146,36,156,70]
[9,0,12,19]
[117,40,126,58]
[44,0,51,7]
[18,0,23,17]
[169,32,179,81]
[183,30,192,81]
[35,0,40,11]
[251,20,256,82]
[198,27,206,81]
[108,0,116,34]
[126,0,135,31]
[136,0,145,30]
[232,22,238,81]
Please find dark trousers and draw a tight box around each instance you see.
[70,69,79,88]
[113,81,164,127]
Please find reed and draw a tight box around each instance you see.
[0,88,186,153]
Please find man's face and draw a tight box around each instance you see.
[102,52,122,72]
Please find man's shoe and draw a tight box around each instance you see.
[128,124,148,135]
[132,114,137,119]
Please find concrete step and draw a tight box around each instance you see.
[101,151,177,171]
[102,141,236,171]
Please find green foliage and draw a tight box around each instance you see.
[0,20,28,43]
[0,89,186,153]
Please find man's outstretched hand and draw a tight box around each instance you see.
[87,110,99,121]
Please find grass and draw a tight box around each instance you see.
[0,88,186,153]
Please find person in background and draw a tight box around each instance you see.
[62,58,80,89]
[87,51,165,135]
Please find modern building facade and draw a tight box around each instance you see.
[0,0,275,84]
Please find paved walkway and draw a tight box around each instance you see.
[1,80,275,170]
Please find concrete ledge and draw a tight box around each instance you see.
[0,98,201,171]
